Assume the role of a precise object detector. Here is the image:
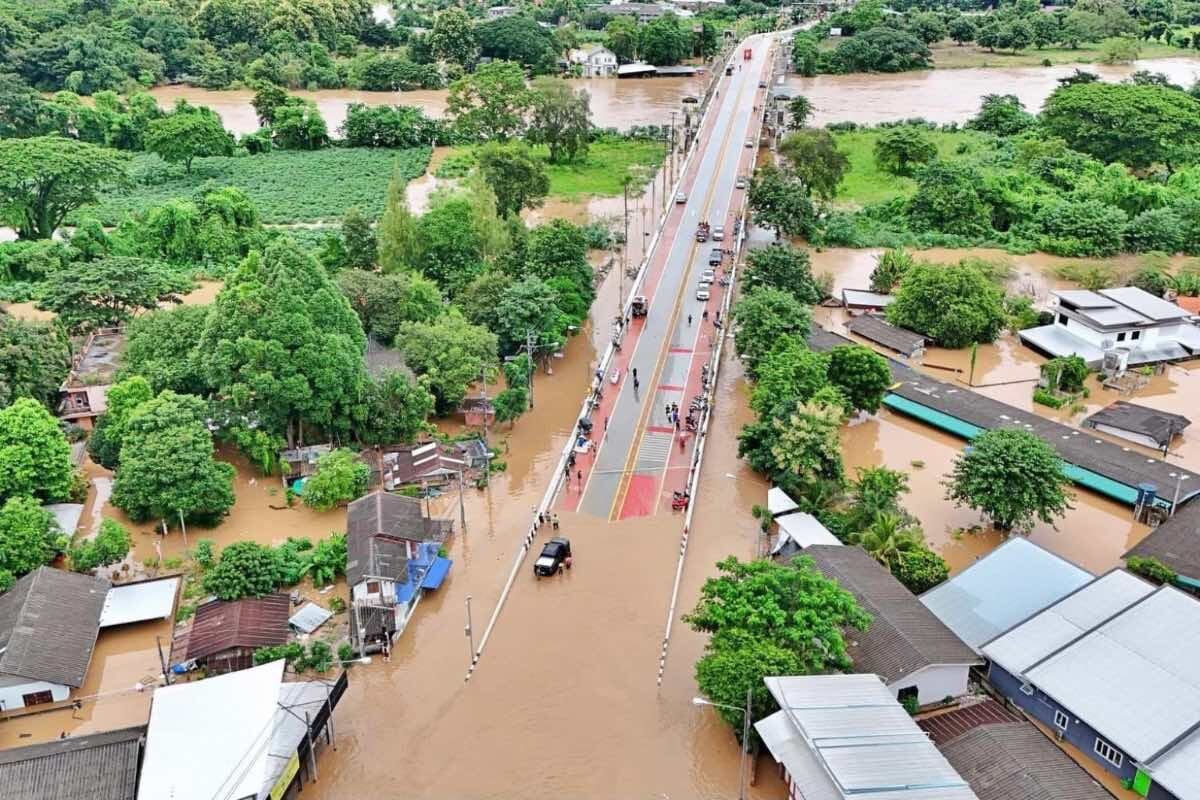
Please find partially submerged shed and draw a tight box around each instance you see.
[771,512,840,559]
[99,575,180,629]
[841,288,894,313]
[1083,400,1190,453]
[180,593,290,674]
[847,314,926,359]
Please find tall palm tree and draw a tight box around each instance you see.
[852,513,923,571]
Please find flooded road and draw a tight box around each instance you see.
[785,56,1200,125]
[147,76,704,137]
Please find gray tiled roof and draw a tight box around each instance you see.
[0,567,110,688]
[0,725,144,800]
[1125,501,1200,580]
[1084,400,1190,448]
[805,546,980,683]
[346,491,452,544]
[939,722,1112,800]
[847,314,925,356]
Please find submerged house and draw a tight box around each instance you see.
[1124,500,1200,590]
[362,441,468,491]
[1083,401,1190,454]
[346,491,453,654]
[57,328,124,430]
[982,570,1200,800]
[178,594,291,675]
[1019,287,1200,368]
[0,567,109,711]
[0,724,146,800]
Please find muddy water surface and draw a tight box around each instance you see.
[786,57,1200,125]
[149,76,704,138]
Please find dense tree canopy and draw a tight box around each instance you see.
[36,256,191,334]
[886,261,1006,347]
[447,60,530,142]
[302,448,369,511]
[477,141,550,218]
[0,136,128,239]
[0,496,67,591]
[0,398,73,504]
[198,238,369,447]
[778,128,849,201]
[397,311,498,413]
[526,77,592,164]
[119,305,211,396]
[143,106,234,173]
[0,315,70,409]
[732,287,813,375]
[742,245,823,305]
[945,428,1073,531]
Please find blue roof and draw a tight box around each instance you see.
[919,538,1093,653]
[420,557,452,590]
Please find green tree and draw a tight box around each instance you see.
[852,512,923,571]
[847,465,910,528]
[493,385,529,426]
[742,244,822,304]
[250,80,289,125]
[144,109,233,174]
[119,305,210,395]
[302,448,369,511]
[1041,82,1200,170]
[945,428,1073,531]
[639,14,690,66]
[873,126,937,177]
[341,207,377,270]
[907,11,947,44]
[495,276,566,355]
[892,546,950,594]
[111,391,237,526]
[0,397,73,504]
[792,32,820,76]
[447,60,530,141]
[0,496,67,588]
[70,518,131,573]
[830,27,932,72]
[524,218,593,302]
[36,256,191,334]
[1031,13,1060,48]
[948,15,976,45]
[769,399,845,486]
[476,14,560,73]
[198,239,368,446]
[477,141,550,217]
[869,248,915,293]
[359,371,435,446]
[827,344,892,414]
[430,8,478,68]
[604,16,640,63]
[397,311,498,413]
[87,376,154,470]
[747,164,817,239]
[527,77,591,164]
[413,196,487,296]
[786,95,813,129]
[907,161,993,238]
[0,136,129,239]
[886,261,1006,347]
[732,287,813,375]
[749,340,830,416]
[202,540,284,600]
[336,269,442,344]
[272,98,328,149]
[377,164,421,273]
[967,94,1034,136]
[778,128,849,201]
[0,316,70,409]
[1099,35,1141,63]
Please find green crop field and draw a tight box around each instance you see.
[78,147,432,226]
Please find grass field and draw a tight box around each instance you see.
[830,128,985,207]
[78,147,432,225]
[929,39,1189,69]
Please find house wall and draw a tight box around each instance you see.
[986,662,1170,795]
[1092,423,1162,451]
[351,578,395,604]
[1056,309,1185,354]
[888,664,970,706]
[0,679,71,710]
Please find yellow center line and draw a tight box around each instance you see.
[605,61,756,522]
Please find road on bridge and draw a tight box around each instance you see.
[561,35,776,521]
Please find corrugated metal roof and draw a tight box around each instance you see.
[42,504,84,537]
[847,314,926,356]
[1083,401,1190,447]
[1100,287,1191,322]
[0,567,110,688]
[767,487,799,517]
[100,576,179,628]
[1017,325,1105,365]
[920,538,1093,652]
[0,724,145,800]
[760,674,978,800]
[183,594,290,662]
[1025,586,1200,762]
[981,570,1153,676]
[1053,290,1112,309]
[938,722,1112,800]
[773,512,840,551]
[346,491,453,544]
[288,602,332,634]
[1124,501,1200,580]
[1148,725,1200,800]
[842,288,895,309]
[806,546,981,684]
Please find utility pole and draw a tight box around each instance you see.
[740,686,752,800]
[480,363,490,487]
[465,595,475,666]
[525,329,536,410]
[177,508,187,549]
[457,469,466,531]
[156,635,172,684]
[669,111,677,188]
[621,182,629,311]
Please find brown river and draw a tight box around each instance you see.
[5,56,1200,797]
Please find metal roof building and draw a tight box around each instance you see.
[1083,400,1190,452]
[1124,501,1200,587]
[847,314,926,359]
[841,288,895,312]
[806,546,981,706]
[181,593,290,673]
[920,538,1093,652]
[771,512,841,558]
[0,724,145,800]
[99,575,179,629]
[757,673,978,800]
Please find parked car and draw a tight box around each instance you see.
[708,249,723,266]
[534,538,572,577]
[696,286,711,301]
[758,80,767,88]
[712,225,725,241]
[735,175,747,189]
[675,191,687,204]
[744,138,755,148]
[700,270,715,285]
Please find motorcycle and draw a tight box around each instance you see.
[671,490,691,511]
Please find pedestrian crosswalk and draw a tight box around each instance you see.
[634,431,674,473]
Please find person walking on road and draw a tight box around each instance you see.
[687,314,692,326]
[632,367,638,381]
[552,513,560,530]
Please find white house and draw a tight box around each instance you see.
[806,545,982,707]
[1019,287,1200,368]
[568,45,618,78]
[486,5,519,19]
[0,567,109,711]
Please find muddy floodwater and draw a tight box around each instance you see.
[147,76,704,137]
[786,56,1200,125]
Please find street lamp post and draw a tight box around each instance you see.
[692,688,754,800]
[1170,472,1190,516]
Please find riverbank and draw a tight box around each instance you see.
[928,38,1188,69]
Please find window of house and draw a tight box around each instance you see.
[1117,332,1126,342]
[1131,330,1141,340]
[1094,737,1124,768]
[366,580,380,594]
[1058,313,1068,325]
[1019,683,1035,696]
[1054,710,1069,730]
[22,690,53,706]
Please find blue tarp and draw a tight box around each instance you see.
[421,557,452,590]
[396,580,417,604]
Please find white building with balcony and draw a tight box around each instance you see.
[568,45,618,77]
